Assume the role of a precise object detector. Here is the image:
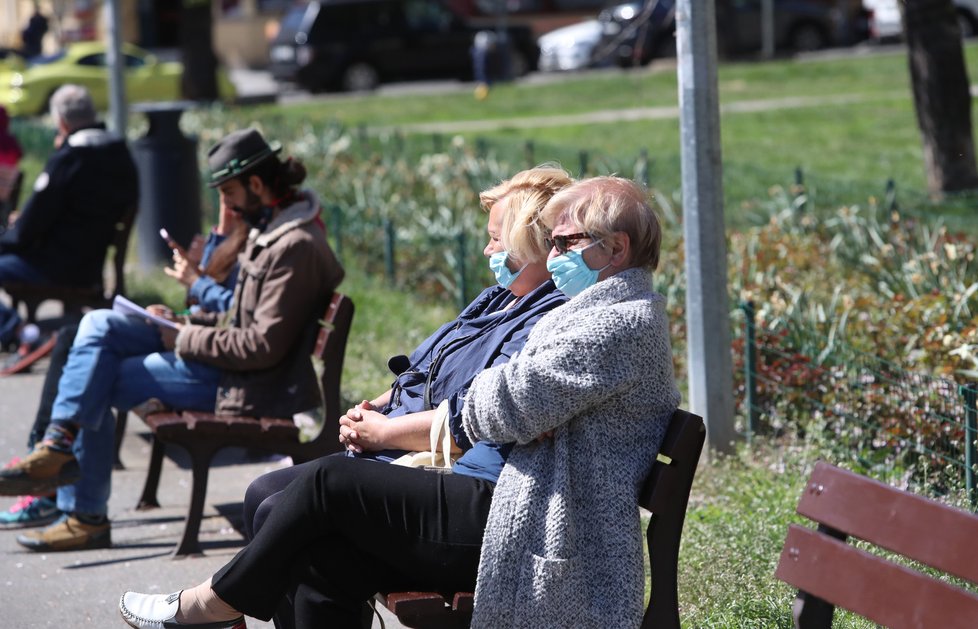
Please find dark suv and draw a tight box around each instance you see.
[269,0,539,91]
[593,0,867,68]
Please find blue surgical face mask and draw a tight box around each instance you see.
[489,251,527,289]
[546,240,609,297]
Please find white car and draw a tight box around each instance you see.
[865,0,978,39]
[537,19,603,72]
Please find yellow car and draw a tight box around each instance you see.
[0,42,236,117]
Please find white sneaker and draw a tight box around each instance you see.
[119,591,246,628]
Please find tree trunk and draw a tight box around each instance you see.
[180,0,218,101]
[904,0,978,195]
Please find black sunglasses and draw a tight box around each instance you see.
[545,232,593,254]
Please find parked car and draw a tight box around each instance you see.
[865,0,978,40]
[537,19,603,71]
[0,48,26,75]
[592,0,674,67]
[0,42,236,117]
[595,0,866,68]
[269,0,539,92]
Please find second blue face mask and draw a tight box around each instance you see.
[546,241,607,297]
[489,251,526,289]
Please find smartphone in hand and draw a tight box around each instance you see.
[159,228,187,257]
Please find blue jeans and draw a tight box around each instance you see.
[0,253,48,346]
[51,309,222,515]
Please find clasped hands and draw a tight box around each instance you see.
[338,400,390,454]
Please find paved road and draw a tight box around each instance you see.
[0,330,401,628]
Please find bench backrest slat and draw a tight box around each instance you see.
[776,524,978,629]
[797,461,978,584]
[640,408,704,514]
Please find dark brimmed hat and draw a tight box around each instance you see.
[207,128,282,188]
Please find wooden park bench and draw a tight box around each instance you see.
[4,203,137,325]
[376,408,706,629]
[775,461,978,628]
[128,292,354,556]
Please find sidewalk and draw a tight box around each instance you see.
[0,358,401,628]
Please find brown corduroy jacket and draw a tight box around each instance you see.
[176,190,344,418]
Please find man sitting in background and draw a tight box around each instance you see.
[0,84,138,355]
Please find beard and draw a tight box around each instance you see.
[234,188,268,228]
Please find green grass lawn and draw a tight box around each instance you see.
[229,43,978,229]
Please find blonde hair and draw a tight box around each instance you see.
[541,176,662,271]
[480,165,573,265]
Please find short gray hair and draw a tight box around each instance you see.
[541,176,663,271]
[49,84,96,131]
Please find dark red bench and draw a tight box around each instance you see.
[775,461,978,628]
[376,408,706,629]
[129,292,354,556]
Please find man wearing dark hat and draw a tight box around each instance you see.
[0,128,344,550]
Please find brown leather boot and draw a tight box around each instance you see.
[0,445,80,496]
[17,514,110,552]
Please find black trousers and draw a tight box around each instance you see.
[211,455,494,629]
[28,323,78,449]
[242,459,319,629]
[242,458,308,541]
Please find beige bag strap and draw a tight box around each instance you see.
[429,400,452,468]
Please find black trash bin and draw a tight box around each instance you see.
[130,101,202,270]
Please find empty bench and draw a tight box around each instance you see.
[130,292,354,556]
[377,408,706,629]
[775,461,978,629]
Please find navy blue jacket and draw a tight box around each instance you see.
[0,124,137,285]
[361,280,567,480]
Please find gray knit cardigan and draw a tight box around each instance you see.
[462,267,681,628]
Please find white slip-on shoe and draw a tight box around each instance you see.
[119,591,246,629]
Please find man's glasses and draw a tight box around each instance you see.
[545,232,593,254]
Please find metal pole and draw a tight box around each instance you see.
[455,231,468,311]
[104,0,127,136]
[741,301,758,442]
[330,204,344,260]
[636,148,650,188]
[384,218,396,285]
[960,384,977,508]
[885,178,898,214]
[761,0,775,59]
[676,0,736,453]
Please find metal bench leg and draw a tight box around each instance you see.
[172,442,220,557]
[113,409,127,470]
[137,438,165,509]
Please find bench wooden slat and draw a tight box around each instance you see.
[381,592,470,629]
[776,524,978,629]
[797,461,978,584]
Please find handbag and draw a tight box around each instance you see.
[390,400,455,472]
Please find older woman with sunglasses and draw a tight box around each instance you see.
[461,175,681,627]
[118,166,573,629]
